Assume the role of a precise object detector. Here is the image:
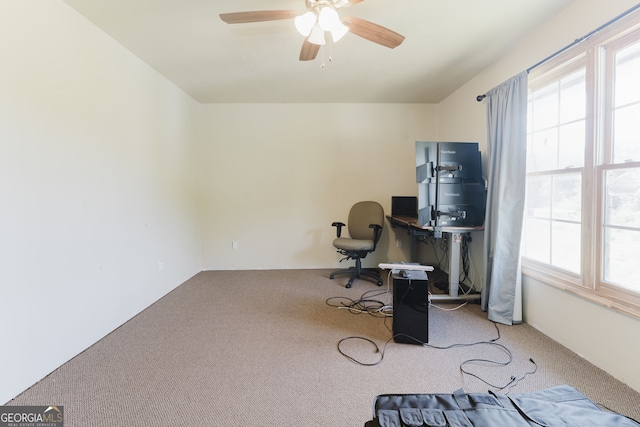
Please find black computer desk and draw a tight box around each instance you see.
[386,215,483,301]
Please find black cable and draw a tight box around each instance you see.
[458,342,514,390]
[417,234,449,272]
[328,288,537,391]
[337,320,502,368]
[440,234,450,271]
[425,322,536,392]
[337,336,394,366]
[325,288,391,318]
[334,316,538,392]
[460,233,471,283]
[506,358,538,391]
[470,357,538,393]
[329,287,394,366]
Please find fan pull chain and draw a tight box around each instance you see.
[329,37,333,63]
[320,38,335,68]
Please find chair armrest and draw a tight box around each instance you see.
[332,222,345,237]
[369,224,382,250]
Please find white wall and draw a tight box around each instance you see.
[199,103,438,270]
[0,1,202,403]
[437,0,640,392]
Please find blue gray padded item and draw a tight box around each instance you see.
[365,385,640,427]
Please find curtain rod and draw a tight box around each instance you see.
[476,3,640,102]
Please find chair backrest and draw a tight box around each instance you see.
[347,201,384,240]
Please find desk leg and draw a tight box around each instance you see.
[410,232,419,263]
[449,232,462,297]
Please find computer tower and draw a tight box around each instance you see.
[393,272,429,344]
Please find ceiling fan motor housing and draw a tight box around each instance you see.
[306,0,350,10]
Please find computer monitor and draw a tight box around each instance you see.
[392,196,418,218]
[417,183,486,227]
[437,142,483,184]
[435,183,486,227]
[416,141,483,185]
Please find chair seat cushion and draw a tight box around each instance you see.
[333,237,375,251]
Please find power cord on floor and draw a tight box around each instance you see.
[332,306,538,392]
[459,346,538,392]
[429,299,468,311]
[325,289,393,318]
[336,336,393,367]
[326,271,394,317]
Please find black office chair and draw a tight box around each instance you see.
[330,201,384,288]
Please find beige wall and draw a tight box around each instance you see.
[198,103,438,270]
[0,1,202,403]
[438,0,640,392]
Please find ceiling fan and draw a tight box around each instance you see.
[219,0,405,61]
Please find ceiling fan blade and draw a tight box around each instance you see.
[343,16,405,49]
[299,38,320,61]
[220,10,299,24]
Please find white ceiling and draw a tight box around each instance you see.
[62,0,575,103]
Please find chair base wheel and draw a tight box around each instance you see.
[330,264,382,289]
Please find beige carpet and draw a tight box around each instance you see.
[7,270,640,426]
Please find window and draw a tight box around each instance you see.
[523,11,640,318]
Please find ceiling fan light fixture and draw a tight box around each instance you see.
[318,6,340,32]
[329,21,349,42]
[294,11,317,36]
[308,24,326,45]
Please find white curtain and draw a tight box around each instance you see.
[481,71,528,325]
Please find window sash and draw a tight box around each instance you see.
[523,10,640,318]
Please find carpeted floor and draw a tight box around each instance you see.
[7,270,640,426]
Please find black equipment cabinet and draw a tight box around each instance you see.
[393,272,429,344]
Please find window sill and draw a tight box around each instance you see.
[522,259,640,321]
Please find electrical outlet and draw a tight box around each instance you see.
[158,260,164,271]
[232,241,238,250]
[396,239,402,248]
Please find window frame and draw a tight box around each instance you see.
[522,10,640,319]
